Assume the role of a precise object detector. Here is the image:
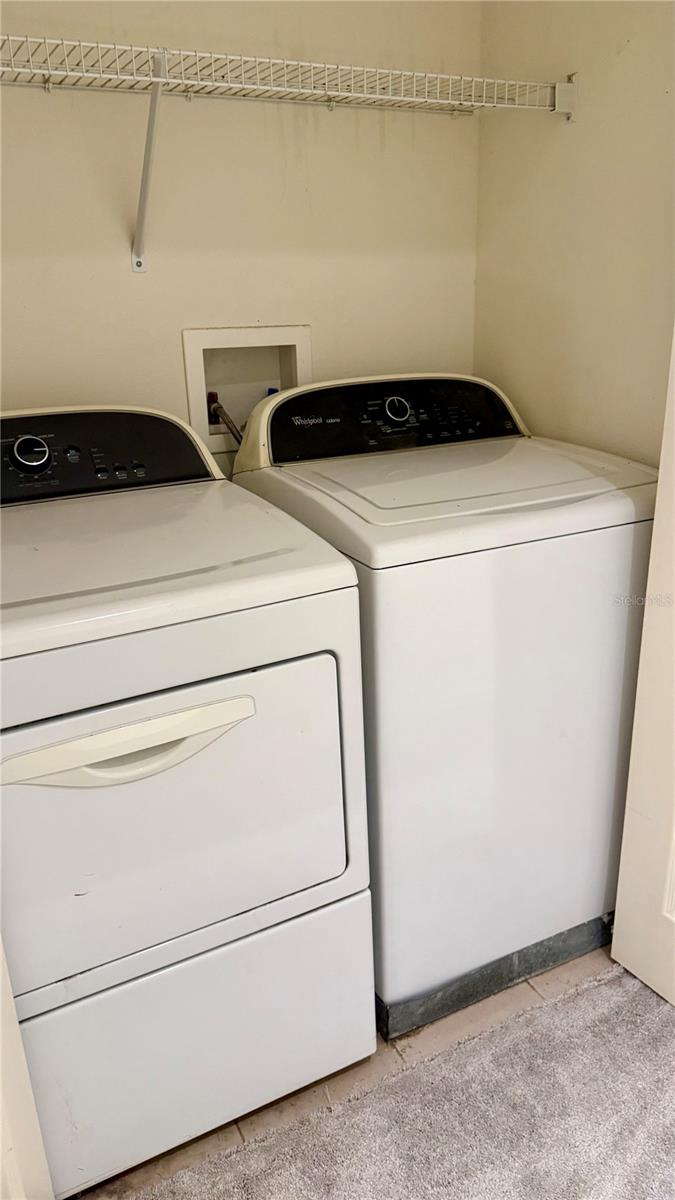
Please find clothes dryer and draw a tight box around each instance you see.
[1,407,374,1195]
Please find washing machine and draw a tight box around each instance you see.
[0,406,375,1196]
[233,374,658,1038]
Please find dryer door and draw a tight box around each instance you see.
[1,654,347,996]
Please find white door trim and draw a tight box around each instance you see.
[613,325,675,1004]
[1,945,54,1200]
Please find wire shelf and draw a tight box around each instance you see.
[1,34,574,272]
[0,35,560,114]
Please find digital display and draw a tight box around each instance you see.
[269,379,521,464]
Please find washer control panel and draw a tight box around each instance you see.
[268,378,522,464]
[1,411,212,505]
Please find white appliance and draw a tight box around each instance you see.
[0,407,375,1196]
[233,374,658,1038]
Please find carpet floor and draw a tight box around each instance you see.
[136,968,675,1200]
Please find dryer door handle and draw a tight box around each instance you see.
[0,695,256,788]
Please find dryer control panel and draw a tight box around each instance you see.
[268,378,523,464]
[1,411,212,505]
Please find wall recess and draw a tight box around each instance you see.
[182,326,312,475]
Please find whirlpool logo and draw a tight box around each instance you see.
[291,416,323,427]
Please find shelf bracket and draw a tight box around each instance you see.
[131,52,165,273]
[554,73,577,122]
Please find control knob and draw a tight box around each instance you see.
[384,395,411,423]
[9,435,52,475]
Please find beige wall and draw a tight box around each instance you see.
[2,2,673,465]
[1,1,480,421]
[475,2,674,466]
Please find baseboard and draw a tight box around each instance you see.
[376,913,614,1040]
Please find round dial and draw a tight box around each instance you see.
[384,395,411,423]
[10,434,52,475]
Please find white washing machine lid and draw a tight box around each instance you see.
[1,480,354,657]
[268,437,657,568]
